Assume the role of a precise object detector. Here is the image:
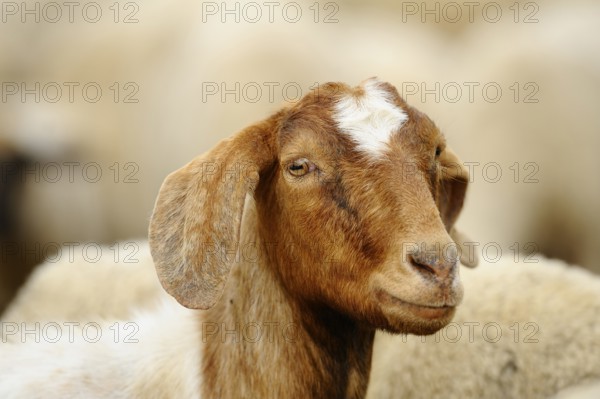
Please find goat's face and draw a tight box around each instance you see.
[149,78,477,336]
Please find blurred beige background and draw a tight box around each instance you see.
[1,0,599,312]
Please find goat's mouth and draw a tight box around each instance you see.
[374,289,456,321]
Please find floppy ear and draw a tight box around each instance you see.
[438,148,479,268]
[148,120,277,309]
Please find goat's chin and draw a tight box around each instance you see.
[378,309,456,336]
[371,290,458,335]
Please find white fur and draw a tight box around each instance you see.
[0,294,201,399]
[0,243,199,398]
[334,78,407,157]
[0,241,163,327]
[551,381,600,399]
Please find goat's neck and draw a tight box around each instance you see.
[200,205,375,399]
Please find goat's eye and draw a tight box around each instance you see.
[288,158,316,177]
[435,146,442,158]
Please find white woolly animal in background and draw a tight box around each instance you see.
[4,248,600,398]
[1,241,163,328]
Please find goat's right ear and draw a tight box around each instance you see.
[438,148,479,268]
[148,122,276,309]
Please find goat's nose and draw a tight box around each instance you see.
[408,246,458,281]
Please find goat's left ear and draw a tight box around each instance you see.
[438,148,479,268]
[148,119,277,309]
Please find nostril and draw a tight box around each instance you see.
[409,255,436,276]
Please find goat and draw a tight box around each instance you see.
[0,78,476,398]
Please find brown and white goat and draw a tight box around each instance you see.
[0,78,476,398]
[150,77,476,398]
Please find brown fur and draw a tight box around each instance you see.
[148,80,476,398]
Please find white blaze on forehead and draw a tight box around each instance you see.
[333,80,407,157]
